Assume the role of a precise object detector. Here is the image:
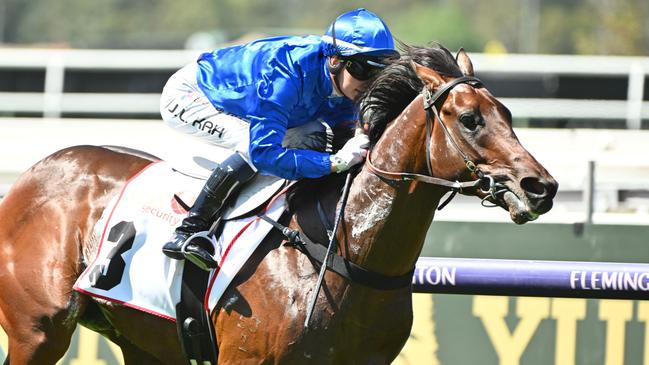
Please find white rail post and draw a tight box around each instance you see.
[626,62,644,130]
[583,160,596,224]
[43,53,65,119]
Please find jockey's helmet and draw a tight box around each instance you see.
[322,8,399,58]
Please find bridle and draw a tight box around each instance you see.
[366,75,507,209]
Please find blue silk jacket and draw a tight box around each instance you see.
[196,35,356,180]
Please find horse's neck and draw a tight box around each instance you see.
[342,100,446,276]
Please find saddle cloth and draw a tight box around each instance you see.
[73,160,287,321]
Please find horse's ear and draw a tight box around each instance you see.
[456,48,474,76]
[410,60,444,87]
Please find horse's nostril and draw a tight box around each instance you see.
[520,177,547,197]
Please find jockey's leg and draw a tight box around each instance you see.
[162,151,256,265]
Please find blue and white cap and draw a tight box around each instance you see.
[322,8,399,58]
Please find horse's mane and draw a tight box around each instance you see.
[287,44,463,219]
[360,43,463,144]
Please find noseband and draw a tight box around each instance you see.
[366,75,504,209]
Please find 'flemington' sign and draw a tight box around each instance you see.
[412,257,649,300]
[570,270,649,291]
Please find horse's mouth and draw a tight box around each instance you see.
[502,191,539,224]
[476,179,539,224]
[475,169,557,224]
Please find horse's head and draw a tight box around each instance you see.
[361,45,557,224]
[413,49,557,223]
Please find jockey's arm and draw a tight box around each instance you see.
[247,68,333,180]
[248,62,368,179]
[249,114,334,180]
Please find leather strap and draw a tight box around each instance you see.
[293,232,413,290]
[366,152,482,191]
[422,76,482,110]
[175,261,219,364]
[258,213,413,290]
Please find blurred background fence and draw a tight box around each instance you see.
[1,48,648,127]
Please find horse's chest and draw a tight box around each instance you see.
[349,190,394,241]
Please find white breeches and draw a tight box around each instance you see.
[160,62,251,157]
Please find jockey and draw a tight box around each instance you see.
[159,8,399,269]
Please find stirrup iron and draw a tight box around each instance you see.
[182,232,219,271]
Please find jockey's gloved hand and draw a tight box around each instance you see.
[330,134,369,173]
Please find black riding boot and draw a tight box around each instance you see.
[162,153,256,269]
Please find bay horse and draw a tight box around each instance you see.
[0,45,557,364]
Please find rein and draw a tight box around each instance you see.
[366,75,505,209]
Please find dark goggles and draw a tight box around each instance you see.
[343,57,386,81]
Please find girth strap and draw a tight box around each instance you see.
[294,232,414,290]
[258,214,413,290]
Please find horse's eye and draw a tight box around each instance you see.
[459,113,482,131]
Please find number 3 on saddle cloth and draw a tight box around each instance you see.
[73,160,288,323]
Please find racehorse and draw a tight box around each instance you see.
[0,45,557,364]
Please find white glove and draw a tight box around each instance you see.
[330,134,369,173]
